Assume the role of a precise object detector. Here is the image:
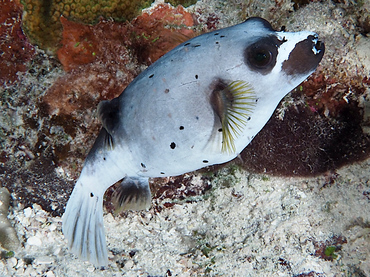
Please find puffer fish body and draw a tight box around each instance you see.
[62,17,324,266]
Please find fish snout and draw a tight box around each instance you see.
[310,34,325,57]
[282,33,325,76]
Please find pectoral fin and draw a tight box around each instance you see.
[210,80,256,153]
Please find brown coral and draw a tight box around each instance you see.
[57,4,196,71]
[130,3,196,64]
[46,4,196,116]
[46,18,138,115]
[57,16,103,72]
[301,73,368,118]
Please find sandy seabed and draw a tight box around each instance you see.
[1,157,369,276]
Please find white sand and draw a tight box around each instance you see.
[1,158,369,276]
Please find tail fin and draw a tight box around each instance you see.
[62,179,108,267]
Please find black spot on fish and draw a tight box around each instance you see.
[165,88,170,93]
[247,117,251,121]
[179,126,184,130]
[149,74,154,78]
[141,163,146,168]
[196,116,199,120]
[90,193,94,197]
[195,75,198,79]
[184,42,190,46]
[220,35,225,38]
[170,142,176,149]
[160,172,165,175]
[214,32,219,35]
[203,160,209,163]
[218,128,222,132]
[215,41,219,44]
[103,157,106,160]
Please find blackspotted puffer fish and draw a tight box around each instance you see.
[62,17,324,266]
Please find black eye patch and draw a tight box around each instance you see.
[244,36,283,74]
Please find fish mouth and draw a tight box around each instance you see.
[282,34,325,76]
[311,34,325,56]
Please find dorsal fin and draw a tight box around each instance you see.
[97,98,120,149]
[210,80,256,153]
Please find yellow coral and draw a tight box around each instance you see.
[21,0,155,52]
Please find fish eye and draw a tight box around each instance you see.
[249,48,273,68]
[244,37,279,74]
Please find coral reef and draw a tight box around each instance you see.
[0,0,35,84]
[21,0,154,52]
[57,16,101,71]
[45,3,195,116]
[57,4,195,71]
[131,3,195,64]
[46,17,136,115]
[0,49,73,216]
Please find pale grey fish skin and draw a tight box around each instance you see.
[62,17,325,267]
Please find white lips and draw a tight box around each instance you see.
[311,35,322,55]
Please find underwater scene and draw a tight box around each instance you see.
[0,0,369,275]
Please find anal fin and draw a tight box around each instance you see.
[113,177,152,213]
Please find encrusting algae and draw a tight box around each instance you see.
[0,0,35,84]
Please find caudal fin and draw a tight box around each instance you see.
[62,180,108,267]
